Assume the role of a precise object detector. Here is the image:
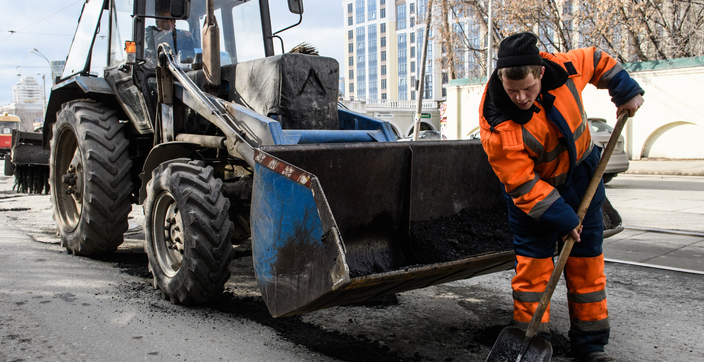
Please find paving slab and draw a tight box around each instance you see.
[679,205,704,214]
[604,228,704,272]
[643,241,704,271]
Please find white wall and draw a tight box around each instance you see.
[583,66,704,159]
[444,81,484,140]
[446,63,704,159]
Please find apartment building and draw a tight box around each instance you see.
[343,0,446,102]
[12,77,44,105]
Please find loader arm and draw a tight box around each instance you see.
[157,44,256,167]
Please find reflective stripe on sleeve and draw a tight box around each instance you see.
[528,188,561,219]
[593,50,603,73]
[596,63,624,89]
[507,173,540,198]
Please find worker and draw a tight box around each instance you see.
[145,1,195,67]
[478,32,644,362]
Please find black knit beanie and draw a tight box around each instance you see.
[496,32,543,69]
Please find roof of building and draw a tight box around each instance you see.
[622,55,704,72]
[447,77,487,87]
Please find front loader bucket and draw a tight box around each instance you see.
[251,140,515,317]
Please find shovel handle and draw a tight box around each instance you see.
[523,111,630,340]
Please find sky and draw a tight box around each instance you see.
[0,0,344,108]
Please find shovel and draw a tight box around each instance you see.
[485,111,630,362]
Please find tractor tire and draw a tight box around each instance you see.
[49,100,133,256]
[144,159,235,305]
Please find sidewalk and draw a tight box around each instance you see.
[626,159,704,176]
[607,158,704,273]
[604,227,704,274]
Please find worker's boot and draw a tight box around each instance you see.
[574,351,615,362]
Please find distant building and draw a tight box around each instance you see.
[13,77,43,105]
[1,76,45,131]
[50,60,66,84]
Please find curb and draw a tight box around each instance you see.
[625,169,704,176]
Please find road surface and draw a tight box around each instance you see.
[1,161,703,361]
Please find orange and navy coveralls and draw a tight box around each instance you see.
[479,48,643,354]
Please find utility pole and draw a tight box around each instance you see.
[486,0,493,78]
[37,73,46,118]
[29,49,52,117]
[413,0,434,141]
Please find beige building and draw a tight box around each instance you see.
[444,56,704,159]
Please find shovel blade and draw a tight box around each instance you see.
[485,326,552,362]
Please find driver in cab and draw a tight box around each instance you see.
[145,1,195,67]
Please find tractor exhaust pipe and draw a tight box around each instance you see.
[202,0,220,93]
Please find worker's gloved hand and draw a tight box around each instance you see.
[617,94,644,118]
[562,225,583,243]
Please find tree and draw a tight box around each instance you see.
[438,0,704,78]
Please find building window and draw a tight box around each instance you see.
[349,83,354,93]
[397,33,408,100]
[348,3,353,13]
[411,91,416,100]
[397,4,406,30]
[348,30,354,39]
[381,36,386,47]
[356,0,365,24]
[381,79,387,90]
[349,56,353,66]
[368,0,376,20]
[380,0,385,4]
[410,32,415,43]
[418,0,427,19]
[381,51,386,61]
[411,47,415,58]
[380,8,385,18]
[367,23,378,99]
[349,43,353,53]
[411,76,416,89]
[348,16,353,26]
[411,61,415,72]
[410,3,415,14]
[350,70,354,79]
[410,17,415,28]
[381,93,387,99]
[380,23,386,33]
[356,25,366,99]
[381,65,386,75]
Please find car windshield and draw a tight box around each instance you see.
[589,120,613,133]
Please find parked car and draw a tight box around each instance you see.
[398,130,446,141]
[588,117,629,183]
